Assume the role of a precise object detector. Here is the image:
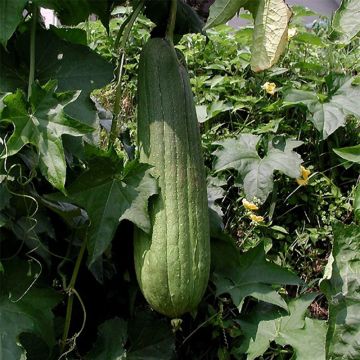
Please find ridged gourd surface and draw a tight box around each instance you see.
[134,38,210,318]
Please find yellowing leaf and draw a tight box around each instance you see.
[251,0,292,72]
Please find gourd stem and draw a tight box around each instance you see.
[28,2,38,100]
[166,0,177,44]
[60,231,88,353]
[108,0,144,150]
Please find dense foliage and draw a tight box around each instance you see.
[0,0,359,359]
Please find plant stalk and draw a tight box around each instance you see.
[28,3,38,100]
[108,0,144,150]
[60,231,88,353]
[166,0,178,44]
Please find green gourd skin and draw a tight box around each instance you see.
[134,38,210,318]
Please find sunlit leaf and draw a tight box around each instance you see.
[333,144,360,163]
[235,293,326,360]
[284,77,360,139]
[330,0,360,44]
[0,82,94,190]
[250,0,292,72]
[213,134,303,203]
[212,238,301,311]
[204,0,249,30]
[320,223,360,359]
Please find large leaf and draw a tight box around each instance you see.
[212,238,301,311]
[250,0,292,72]
[213,134,302,203]
[87,318,127,360]
[284,77,360,139]
[127,311,175,359]
[47,154,158,265]
[87,313,175,359]
[235,293,327,360]
[144,0,204,38]
[330,0,360,44]
[320,223,360,359]
[37,0,114,30]
[204,0,249,30]
[333,144,360,163]
[0,82,94,190]
[0,259,60,360]
[0,28,114,127]
[0,0,27,47]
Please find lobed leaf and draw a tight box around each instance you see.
[235,293,326,359]
[213,134,302,203]
[320,223,360,359]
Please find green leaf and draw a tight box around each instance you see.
[355,184,360,222]
[127,311,175,359]
[204,0,249,30]
[236,293,326,360]
[0,82,94,191]
[293,32,325,47]
[87,318,127,360]
[213,134,303,203]
[37,0,112,30]
[284,77,360,139]
[0,28,114,127]
[48,154,158,265]
[144,0,204,38]
[320,223,360,360]
[333,144,360,163]
[87,313,175,360]
[0,259,61,360]
[250,0,292,72]
[0,0,27,47]
[330,0,360,44]
[212,238,301,311]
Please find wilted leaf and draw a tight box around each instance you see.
[212,238,301,311]
[213,134,302,203]
[235,293,327,360]
[0,82,93,190]
[320,223,360,360]
[330,0,360,44]
[250,0,292,72]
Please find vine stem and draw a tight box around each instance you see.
[108,0,144,150]
[28,3,38,100]
[166,0,178,44]
[60,231,88,354]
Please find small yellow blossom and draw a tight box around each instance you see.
[242,199,259,211]
[249,214,264,223]
[262,82,277,95]
[296,165,311,186]
[288,28,297,40]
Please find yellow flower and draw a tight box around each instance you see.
[242,199,259,211]
[261,82,277,95]
[296,165,311,186]
[288,28,297,40]
[249,214,264,223]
